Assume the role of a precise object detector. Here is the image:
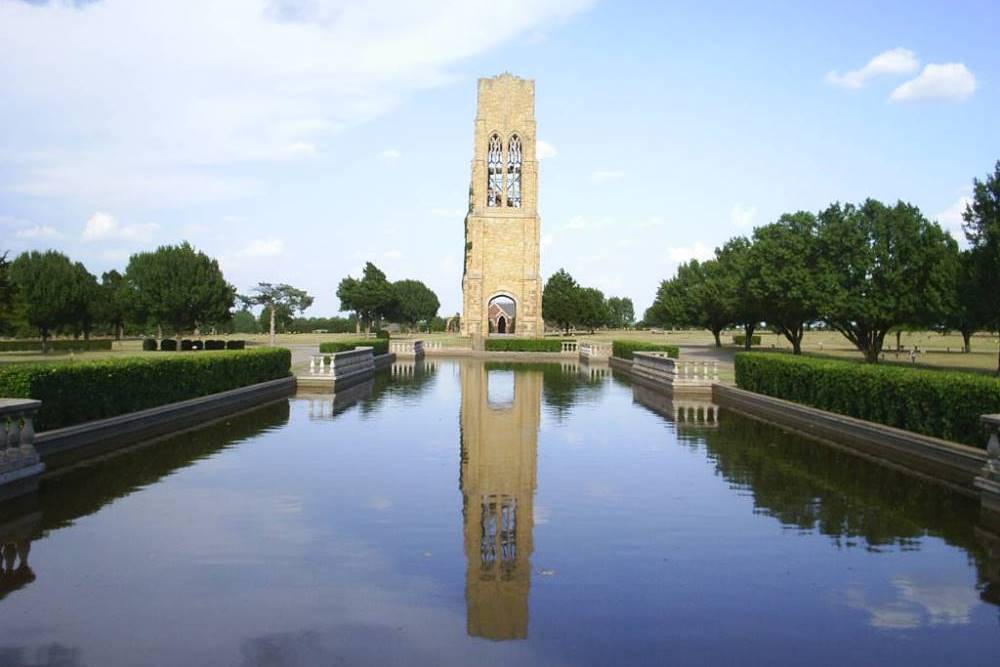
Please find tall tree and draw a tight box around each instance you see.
[940,248,985,354]
[715,236,764,350]
[336,262,396,333]
[9,250,80,351]
[390,279,440,331]
[125,242,235,347]
[578,287,609,333]
[542,268,581,333]
[606,296,635,329]
[963,161,1000,373]
[646,259,733,346]
[818,199,955,363]
[746,212,826,354]
[0,251,19,336]
[70,261,101,340]
[99,269,132,340]
[242,283,314,345]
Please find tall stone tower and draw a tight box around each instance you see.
[459,363,539,639]
[461,73,544,337]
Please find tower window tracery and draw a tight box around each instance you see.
[506,134,522,208]
[487,133,503,207]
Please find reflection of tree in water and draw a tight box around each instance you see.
[356,362,439,417]
[693,410,1000,610]
[0,643,84,667]
[483,362,604,422]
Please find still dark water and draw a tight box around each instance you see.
[1,359,999,666]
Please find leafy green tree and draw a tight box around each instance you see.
[231,308,261,334]
[818,199,955,363]
[390,279,440,331]
[542,268,581,333]
[940,249,986,353]
[241,283,314,345]
[336,262,397,333]
[125,242,235,348]
[578,287,609,333]
[98,269,133,340]
[746,212,826,354]
[70,261,101,340]
[715,236,764,351]
[606,296,635,329]
[963,160,1000,373]
[9,250,80,351]
[647,259,733,347]
[0,251,20,336]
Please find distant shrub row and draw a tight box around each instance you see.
[319,339,390,356]
[732,335,761,346]
[0,339,113,353]
[484,338,566,352]
[734,352,1000,447]
[0,348,291,431]
[612,340,680,360]
[144,339,246,351]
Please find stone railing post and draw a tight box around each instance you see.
[976,415,1000,517]
[0,399,43,478]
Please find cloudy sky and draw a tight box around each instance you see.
[2,0,997,316]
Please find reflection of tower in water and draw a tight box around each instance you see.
[459,363,540,640]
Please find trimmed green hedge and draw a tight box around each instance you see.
[0,348,291,431]
[734,352,1000,447]
[0,339,113,353]
[484,338,566,352]
[319,339,390,356]
[612,340,680,360]
[733,335,761,346]
[142,338,158,351]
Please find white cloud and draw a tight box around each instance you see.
[635,216,666,229]
[82,211,159,242]
[429,207,465,217]
[238,237,285,258]
[377,148,401,160]
[0,0,593,206]
[536,139,557,159]
[890,63,977,102]
[936,193,972,238]
[15,224,65,240]
[730,203,756,228]
[562,215,611,231]
[667,240,713,263]
[540,233,554,251]
[590,169,625,183]
[826,47,919,89]
[382,248,403,260]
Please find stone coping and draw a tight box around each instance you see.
[984,414,1000,429]
[35,376,295,462]
[713,384,987,494]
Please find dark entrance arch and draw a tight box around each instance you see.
[497,315,507,334]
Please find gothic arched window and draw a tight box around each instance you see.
[506,134,522,208]
[487,133,503,207]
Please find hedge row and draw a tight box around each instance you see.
[319,339,389,356]
[147,339,246,351]
[0,339,113,353]
[484,338,566,352]
[734,352,1000,447]
[612,340,680,360]
[733,335,762,346]
[0,348,291,431]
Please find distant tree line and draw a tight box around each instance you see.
[541,268,635,333]
[644,161,1000,372]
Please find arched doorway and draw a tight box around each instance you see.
[488,295,516,334]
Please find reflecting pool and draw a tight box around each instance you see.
[1,359,998,666]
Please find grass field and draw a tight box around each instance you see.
[2,329,998,375]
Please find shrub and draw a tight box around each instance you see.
[375,329,390,340]
[734,352,1000,447]
[733,335,761,346]
[319,339,389,356]
[205,339,226,350]
[0,339,113,353]
[483,338,567,352]
[180,339,194,351]
[226,340,246,350]
[160,339,177,351]
[191,340,204,351]
[0,348,291,431]
[612,340,680,360]
[142,339,158,351]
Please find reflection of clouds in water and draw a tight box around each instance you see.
[368,496,393,511]
[583,481,619,501]
[844,575,981,630]
[533,505,551,525]
[0,643,85,667]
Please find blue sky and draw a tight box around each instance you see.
[1,0,997,316]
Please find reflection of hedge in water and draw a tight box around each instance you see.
[484,362,604,421]
[6,400,291,536]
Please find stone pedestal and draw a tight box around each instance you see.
[976,415,1000,518]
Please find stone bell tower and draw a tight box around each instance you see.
[461,73,544,337]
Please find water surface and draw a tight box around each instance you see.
[1,359,998,666]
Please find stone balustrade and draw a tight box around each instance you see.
[579,342,611,360]
[307,347,375,381]
[389,340,424,359]
[0,399,45,500]
[977,415,1000,518]
[423,340,443,352]
[561,341,578,353]
[631,352,718,391]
